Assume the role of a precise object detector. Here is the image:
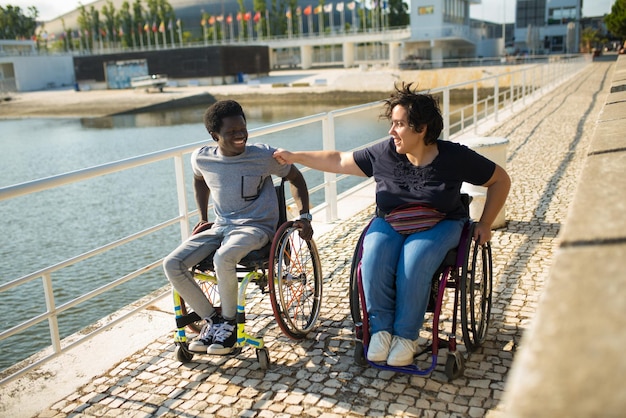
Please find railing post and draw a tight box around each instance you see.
[510,73,515,112]
[494,77,499,123]
[322,114,338,222]
[443,88,450,140]
[43,272,61,354]
[174,153,190,241]
[473,82,478,135]
[522,68,528,107]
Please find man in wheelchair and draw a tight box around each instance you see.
[163,100,313,355]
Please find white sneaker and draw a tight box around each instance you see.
[367,331,392,362]
[387,336,419,366]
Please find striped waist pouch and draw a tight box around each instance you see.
[378,204,446,235]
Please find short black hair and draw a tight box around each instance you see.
[382,82,443,145]
[203,100,246,134]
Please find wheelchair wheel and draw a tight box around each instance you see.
[349,227,367,326]
[256,348,270,370]
[175,343,194,363]
[460,224,493,352]
[269,221,323,340]
[180,273,221,333]
[445,351,465,381]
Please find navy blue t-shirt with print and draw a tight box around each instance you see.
[353,138,496,219]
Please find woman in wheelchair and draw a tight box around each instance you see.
[274,82,510,366]
[163,100,313,356]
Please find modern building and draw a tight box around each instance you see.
[513,0,581,54]
[0,40,74,92]
[402,0,487,62]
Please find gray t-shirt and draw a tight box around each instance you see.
[191,143,291,239]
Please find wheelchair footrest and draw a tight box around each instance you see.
[176,312,202,329]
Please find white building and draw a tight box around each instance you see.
[0,40,74,92]
[403,0,488,63]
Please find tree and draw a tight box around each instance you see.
[0,4,38,39]
[101,0,118,46]
[388,0,409,27]
[580,27,600,52]
[605,0,626,40]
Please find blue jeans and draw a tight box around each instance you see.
[360,217,466,340]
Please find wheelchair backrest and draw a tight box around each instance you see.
[274,178,288,226]
[460,193,472,213]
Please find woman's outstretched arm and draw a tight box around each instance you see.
[273,149,367,177]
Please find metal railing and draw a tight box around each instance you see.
[0,55,588,385]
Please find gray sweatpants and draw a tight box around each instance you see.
[163,224,269,320]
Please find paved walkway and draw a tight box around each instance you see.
[26,59,614,418]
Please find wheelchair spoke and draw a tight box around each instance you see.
[269,224,322,339]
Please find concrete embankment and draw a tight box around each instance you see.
[0,65,529,119]
[496,54,626,418]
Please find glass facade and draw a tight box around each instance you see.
[516,0,547,27]
[443,0,468,25]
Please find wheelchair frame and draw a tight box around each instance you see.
[173,179,323,369]
[349,211,493,380]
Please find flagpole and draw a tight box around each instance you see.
[177,20,183,47]
[297,8,303,38]
[153,22,159,49]
[145,24,151,49]
[287,11,293,39]
[169,20,174,47]
[340,5,345,33]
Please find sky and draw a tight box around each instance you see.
[0,0,618,23]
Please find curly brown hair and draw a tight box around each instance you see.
[382,82,443,145]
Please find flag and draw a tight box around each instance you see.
[314,5,322,14]
[237,12,242,21]
[216,15,224,22]
[347,1,356,11]
[286,9,291,18]
[152,21,157,32]
[336,2,344,12]
[226,14,233,24]
[209,16,215,25]
[176,19,181,27]
[253,11,261,22]
[201,17,206,26]
[144,23,149,32]
[304,5,312,15]
[168,20,173,30]
[296,6,302,15]
[324,3,333,13]
[118,27,124,36]
[159,21,165,32]
[245,12,251,21]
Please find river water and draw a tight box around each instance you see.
[0,99,389,372]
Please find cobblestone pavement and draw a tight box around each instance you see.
[35,61,614,418]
